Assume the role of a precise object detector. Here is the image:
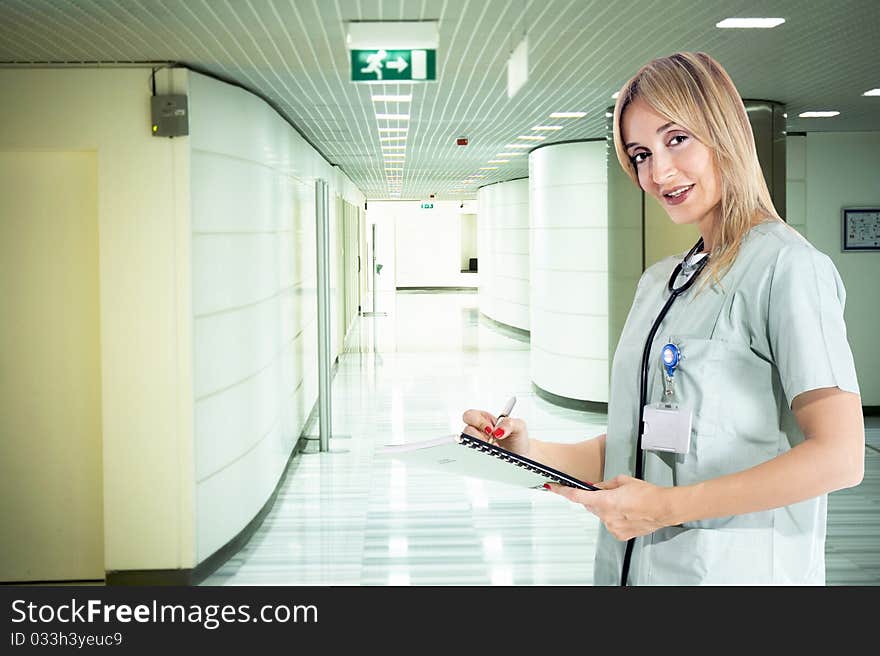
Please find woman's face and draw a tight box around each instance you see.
[621,98,722,239]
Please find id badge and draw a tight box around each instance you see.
[642,402,692,455]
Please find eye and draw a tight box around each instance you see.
[629,151,649,166]
[668,134,688,147]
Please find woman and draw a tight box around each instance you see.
[462,52,864,585]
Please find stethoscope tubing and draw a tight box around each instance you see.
[619,238,707,587]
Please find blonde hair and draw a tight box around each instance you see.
[612,52,782,287]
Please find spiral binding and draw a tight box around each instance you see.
[460,434,571,486]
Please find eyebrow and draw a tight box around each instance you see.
[625,122,677,150]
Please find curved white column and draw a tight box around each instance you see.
[529,141,608,403]
[477,178,530,331]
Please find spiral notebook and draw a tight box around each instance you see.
[378,433,598,491]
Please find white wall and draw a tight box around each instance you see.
[0,67,364,577]
[785,135,808,233]
[460,212,478,271]
[364,202,398,296]
[477,179,530,331]
[368,200,479,288]
[529,142,609,403]
[188,72,364,563]
[796,132,880,405]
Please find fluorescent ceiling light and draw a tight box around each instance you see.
[375,113,409,120]
[381,145,406,150]
[612,91,620,99]
[487,159,510,164]
[378,127,408,133]
[371,94,412,102]
[379,136,407,141]
[470,175,486,178]
[716,18,785,28]
[346,20,439,50]
[798,111,840,118]
[863,88,880,96]
[479,167,498,170]
[605,112,613,118]
[532,125,562,130]
[517,135,545,141]
[549,111,586,118]
[505,143,532,149]
[383,153,406,158]
[507,35,529,99]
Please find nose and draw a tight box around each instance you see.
[651,149,677,185]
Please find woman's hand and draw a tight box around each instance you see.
[545,475,677,541]
[461,409,531,456]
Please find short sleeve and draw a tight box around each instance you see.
[767,244,860,407]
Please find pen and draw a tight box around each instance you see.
[491,396,517,432]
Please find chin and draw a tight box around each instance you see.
[665,210,701,227]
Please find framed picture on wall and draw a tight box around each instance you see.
[842,208,880,252]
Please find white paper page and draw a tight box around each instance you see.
[378,434,550,489]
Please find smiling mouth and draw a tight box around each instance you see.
[664,184,694,199]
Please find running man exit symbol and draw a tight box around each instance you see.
[351,49,437,82]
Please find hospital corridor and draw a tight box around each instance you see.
[1,1,879,589]
[200,290,880,586]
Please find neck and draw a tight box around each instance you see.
[698,210,720,252]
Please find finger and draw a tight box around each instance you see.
[599,475,630,490]
[462,409,498,435]
[461,425,489,441]
[491,416,522,440]
[545,483,604,511]
[543,483,583,502]
[490,416,507,438]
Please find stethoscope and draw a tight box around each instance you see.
[619,237,710,586]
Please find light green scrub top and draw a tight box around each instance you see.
[594,221,860,585]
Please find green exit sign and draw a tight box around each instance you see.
[351,49,437,82]
[420,203,434,209]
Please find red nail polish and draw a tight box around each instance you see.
[543,483,552,490]
[484,426,492,435]
[493,428,503,437]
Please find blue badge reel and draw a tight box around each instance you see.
[642,342,693,455]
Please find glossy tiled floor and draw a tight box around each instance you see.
[202,291,880,586]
